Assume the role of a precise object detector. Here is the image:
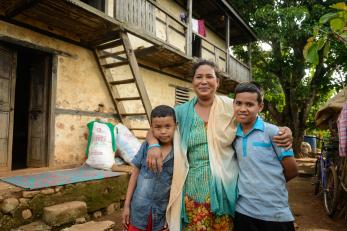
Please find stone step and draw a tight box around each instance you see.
[11,221,52,231]
[61,220,115,231]
[43,201,87,227]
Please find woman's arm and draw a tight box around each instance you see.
[281,156,298,182]
[146,129,163,172]
[122,166,140,229]
[272,127,293,149]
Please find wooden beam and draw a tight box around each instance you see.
[220,0,257,41]
[248,42,252,81]
[0,35,73,57]
[98,50,126,59]
[5,0,41,18]
[226,15,230,74]
[55,108,120,119]
[160,61,189,69]
[121,32,152,121]
[0,16,88,49]
[134,46,162,58]
[186,0,193,56]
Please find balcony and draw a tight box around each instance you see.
[112,0,254,85]
[0,0,256,93]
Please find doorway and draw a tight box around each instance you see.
[0,42,52,170]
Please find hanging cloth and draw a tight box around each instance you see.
[198,19,206,37]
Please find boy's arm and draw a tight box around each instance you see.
[273,142,298,182]
[122,166,140,228]
[122,142,146,229]
[281,156,298,182]
[270,125,298,182]
[124,166,140,208]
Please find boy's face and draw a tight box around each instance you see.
[234,92,263,126]
[151,116,176,144]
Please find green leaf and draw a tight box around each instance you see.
[306,43,319,65]
[303,41,313,59]
[313,26,320,37]
[319,13,338,24]
[323,40,330,58]
[330,18,345,32]
[317,37,326,50]
[330,2,347,11]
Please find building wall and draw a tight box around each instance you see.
[0,20,195,169]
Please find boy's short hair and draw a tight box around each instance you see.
[150,105,176,123]
[235,82,263,104]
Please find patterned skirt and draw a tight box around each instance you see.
[183,195,233,231]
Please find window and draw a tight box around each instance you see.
[175,87,190,105]
[81,0,105,12]
[192,34,202,58]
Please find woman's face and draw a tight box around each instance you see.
[192,64,220,100]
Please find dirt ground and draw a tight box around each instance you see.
[102,158,347,231]
[289,158,346,231]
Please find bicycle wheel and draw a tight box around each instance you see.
[323,165,339,217]
[314,159,321,195]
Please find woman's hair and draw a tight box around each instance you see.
[234,82,264,104]
[150,105,176,123]
[191,59,220,78]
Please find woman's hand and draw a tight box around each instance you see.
[122,206,130,231]
[163,222,169,231]
[272,126,293,149]
[146,129,163,172]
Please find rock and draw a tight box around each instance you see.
[54,186,63,192]
[114,202,120,211]
[106,203,115,215]
[22,191,40,198]
[0,195,4,202]
[19,198,30,206]
[40,188,55,195]
[75,217,86,224]
[21,209,32,219]
[61,220,114,231]
[43,201,87,227]
[11,221,51,231]
[92,211,102,219]
[1,198,19,214]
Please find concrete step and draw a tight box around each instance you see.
[61,220,115,231]
[43,201,87,227]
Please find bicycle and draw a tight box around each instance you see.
[314,138,339,217]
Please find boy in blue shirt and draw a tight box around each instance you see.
[233,82,298,231]
[122,105,176,231]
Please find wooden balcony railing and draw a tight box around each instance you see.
[198,33,250,82]
[113,0,250,83]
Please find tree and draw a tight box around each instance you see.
[304,2,347,65]
[230,0,347,155]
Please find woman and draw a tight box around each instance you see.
[147,60,292,230]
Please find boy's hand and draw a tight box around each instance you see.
[122,206,130,230]
[273,126,292,150]
[146,129,163,172]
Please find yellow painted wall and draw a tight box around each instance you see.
[0,20,197,169]
[0,21,117,168]
[0,0,231,170]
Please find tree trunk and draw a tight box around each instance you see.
[292,126,304,158]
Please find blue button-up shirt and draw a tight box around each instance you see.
[130,142,174,231]
[234,117,294,222]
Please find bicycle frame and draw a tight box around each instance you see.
[317,147,334,195]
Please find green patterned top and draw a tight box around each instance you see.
[183,110,211,203]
